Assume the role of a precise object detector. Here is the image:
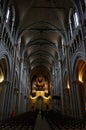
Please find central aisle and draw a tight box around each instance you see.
[34,111,51,130]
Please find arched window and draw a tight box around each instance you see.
[73,11,79,28]
[69,9,80,38]
[69,9,75,38]
[5,6,14,31]
[6,7,10,23]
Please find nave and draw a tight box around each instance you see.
[0,0,86,129]
[0,110,86,130]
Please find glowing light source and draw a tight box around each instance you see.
[67,80,70,89]
[67,83,70,89]
[74,11,79,28]
[79,73,83,83]
[6,8,10,23]
[30,91,51,100]
[0,68,4,83]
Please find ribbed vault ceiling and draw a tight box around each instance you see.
[10,0,74,77]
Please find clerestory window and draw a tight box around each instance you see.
[6,8,10,23]
[73,11,79,28]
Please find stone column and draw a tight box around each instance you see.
[18,57,24,113]
[2,82,10,119]
[59,59,64,114]
[64,43,73,116]
[72,80,83,119]
[13,88,19,113]
[83,81,86,111]
[11,17,15,35]
[9,44,19,114]
[0,80,10,120]
[69,21,73,38]
[53,63,56,95]
[69,82,75,117]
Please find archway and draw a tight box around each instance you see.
[0,58,10,120]
[77,60,86,114]
[73,59,86,118]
